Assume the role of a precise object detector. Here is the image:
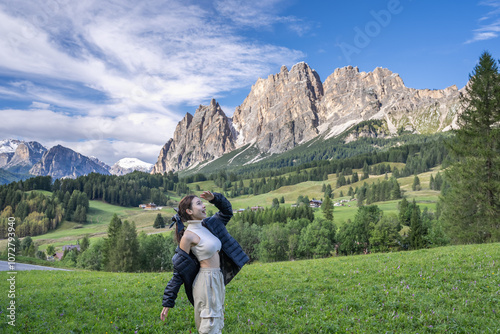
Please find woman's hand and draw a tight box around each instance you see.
[160,307,169,321]
[200,191,214,201]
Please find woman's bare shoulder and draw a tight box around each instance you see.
[182,230,200,244]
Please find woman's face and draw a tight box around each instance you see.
[186,197,206,220]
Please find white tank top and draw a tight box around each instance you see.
[186,221,221,261]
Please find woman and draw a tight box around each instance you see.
[161,191,249,334]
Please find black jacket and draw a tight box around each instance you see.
[162,193,249,308]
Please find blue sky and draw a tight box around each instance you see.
[1,0,500,165]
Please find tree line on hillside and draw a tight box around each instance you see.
[0,177,90,238]
[195,119,448,176]
[0,137,440,240]
[194,136,448,200]
[0,170,192,238]
[51,171,180,207]
[3,213,178,272]
[355,176,402,206]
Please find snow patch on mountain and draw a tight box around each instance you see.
[110,158,153,175]
[0,139,21,154]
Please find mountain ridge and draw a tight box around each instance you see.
[29,145,111,179]
[153,63,463,174]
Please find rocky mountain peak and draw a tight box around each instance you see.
[151,99,235,174]
[30,145,110,179]
[318,65,461,138]
[152,63,463,174]
[231,61,322,153]
[0,140,47,174]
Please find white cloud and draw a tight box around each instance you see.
[213,0,311,35]
[30,101,51,109]
[54,140,163,166]
[466,1,500,43]
[466,31,498,43]
[214,0,285,28]
[0,0,305,164]
[0,107,177,164]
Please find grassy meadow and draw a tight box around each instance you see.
[1,243,499,333]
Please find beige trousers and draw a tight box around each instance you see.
[192,268,225,334]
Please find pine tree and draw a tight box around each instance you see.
[325,184,333,198]
[398,198,410,226]
[352,172,359,183]
[153,213,164,229]
[113,220,140,272]
[322,196,334,221]
[408,201,426,249]
[73,204,87,223]
[412,175,421,191]
[272,198,280,209]
[362,161,370,180]
[390,177,402,199]
[102,214,122,270]
[357,188,365,207]
[46,244,55,257]
[79,235,90,252]
[441,51,500,243]
[434,172,443,191]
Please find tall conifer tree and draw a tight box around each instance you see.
[102,214,122,270]
[322,196,334,221]
[441,51,500,243]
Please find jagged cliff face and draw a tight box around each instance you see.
[0,140,47,173]
[153,63,463,174]
[30,145,110,179]
[232,62,323,153]
[318,66,462,138]
[151,99,236,173]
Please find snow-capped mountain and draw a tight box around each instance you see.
[110,158,153,176]
[0,139,22,154]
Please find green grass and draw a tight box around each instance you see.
[1,243,498,333]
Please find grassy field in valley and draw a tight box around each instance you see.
[0,243,498,333]
[0,166,442,254]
